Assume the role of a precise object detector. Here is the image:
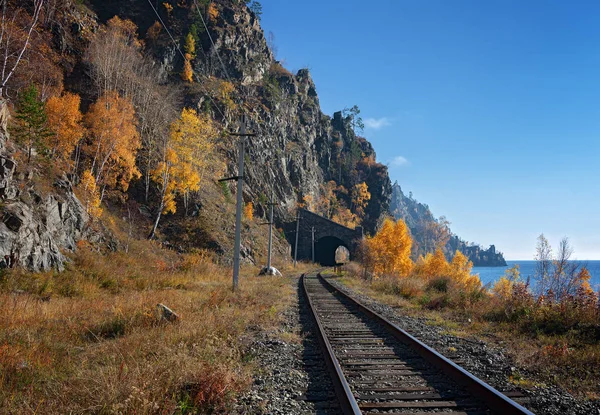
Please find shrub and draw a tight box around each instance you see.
[428,277,450,293]
[372,275,425,299]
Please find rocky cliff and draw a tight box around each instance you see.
[390,181,506,266]
[87,0,391,235]
[1,0,393,271]
[0,132,89,271]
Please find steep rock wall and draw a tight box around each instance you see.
[0,131,89,271]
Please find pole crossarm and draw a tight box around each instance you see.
[218,176,243,182]
[230,132,257,137]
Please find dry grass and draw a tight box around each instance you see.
[0,236,299,414]
[337,262,600,400]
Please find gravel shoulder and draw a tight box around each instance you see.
[233,276,341,415]
[328,276,600,415]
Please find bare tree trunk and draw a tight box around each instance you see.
[0,0,44,98]
[149,201,163,240]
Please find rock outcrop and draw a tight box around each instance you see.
[85,0,392,238]
[391,181,507,266]
[0,131,89,271]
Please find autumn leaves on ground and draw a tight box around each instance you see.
[345,219,600,398]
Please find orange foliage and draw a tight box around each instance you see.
[163,2,174,15]
[575,267,597,306]
[332,208,359,229]
[351,182,370,219]
[106,16,143,50]
[0,2,63,99]
[182,54,193,82]
[208,2,219,23]
[413,249,447,280]
[413,249,480,289]
[365,218,413,278]
[298,194,314,211]
[244,202,254,221]
[45,92,85,163]
[84,91,140,195]
[146,21,162,42]
[448,251,480,289]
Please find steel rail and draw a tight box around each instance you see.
[317,273,535,415]
[301,274,362,414]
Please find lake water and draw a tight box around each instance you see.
[474,260,600,292]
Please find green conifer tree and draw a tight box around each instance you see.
[14,84,51,163]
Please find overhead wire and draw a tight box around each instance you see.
[191,0,233,83]
[192,0,266,129]
[145,0,226,119]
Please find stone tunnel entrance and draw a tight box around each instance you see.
[315,236,350,266]
[284,209,363,265]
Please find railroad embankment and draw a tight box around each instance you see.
[333,269,600,415]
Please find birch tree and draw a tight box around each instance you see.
[0,0,44,98]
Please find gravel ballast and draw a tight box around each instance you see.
[328,277,600,415]
[234,275,599,414]
[233,278,341,414]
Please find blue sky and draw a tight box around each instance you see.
[258,0,600,260]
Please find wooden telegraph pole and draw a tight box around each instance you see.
[220,116,255,291]
[293,211,300,267]
[311,226,315,263]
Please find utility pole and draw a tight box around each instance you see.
[293,211,300,267]
[220,115,255,291]
[311,226,315,263]
[232,117,246,291]
[267,187,275,270]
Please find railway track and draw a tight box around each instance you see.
[302,272,535,415]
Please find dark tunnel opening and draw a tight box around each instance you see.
[315,236,350,266]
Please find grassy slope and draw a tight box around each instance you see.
[0,208,314,414]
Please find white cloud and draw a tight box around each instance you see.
[364,117,391,130]
[391,156,409,166]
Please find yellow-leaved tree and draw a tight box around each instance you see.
[413,249,481,289]
[208,2,219,22]
[148,108,219,238]
[77,169,102,219]
[413,248,448,280]
[366,218,413,277]
[448,250,481,289]
[184,33,195,58]
[149,108,222,238]
[169,107,218,214]
[492,265,521,300]
[351,182,371,219]
[84,90,140,200]
[46,92,85,165]
[182,54,193,82]
[182,34,195,83]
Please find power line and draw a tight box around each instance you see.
[145,0,226,119]
[192,0,232,83]
[192,0,259,115]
